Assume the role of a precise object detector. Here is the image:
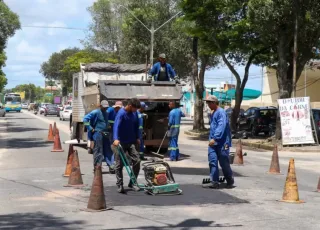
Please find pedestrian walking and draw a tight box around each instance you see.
[168,101,185,161]
[137,102,148,160]
[113,98,141,193]
[83,100,115,173]
[205,95,234,189]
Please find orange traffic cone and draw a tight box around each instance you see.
[51,129,64,152]
[64,150,85,187]
[280,158,304,203]
[83,166,111,212]
[53,122,57,136]
[233,139,244,165]
[268,144,281,174]
[316,177,320,192]
[47,124,54,142]
[63,145,74,177]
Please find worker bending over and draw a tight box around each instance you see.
[148,54,179,83]
[137,102,148,160]
[205,95,234,189]
[168,101,185,161]
[113,98,141,193]
[83,100,115,173]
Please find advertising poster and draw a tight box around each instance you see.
[278,97,315,145]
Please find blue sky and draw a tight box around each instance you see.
[3,0,263,91]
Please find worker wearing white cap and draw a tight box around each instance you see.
[83,100,115,173]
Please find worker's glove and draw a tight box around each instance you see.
[174,77,180,84]
[147,76,152,83]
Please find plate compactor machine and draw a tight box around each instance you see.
[115,145,182,196]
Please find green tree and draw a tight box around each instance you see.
[0,1,21,91]
[180,0,271,130]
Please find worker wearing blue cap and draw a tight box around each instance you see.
[137,102,148,160]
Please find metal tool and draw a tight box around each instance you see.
[150,131,168,159]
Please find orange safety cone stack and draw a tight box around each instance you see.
[268,144,281,174]
[47,124,54,142]
[64,150,85,187]
[317,177,320,192]
[233,139,244,165]
[51,129,64,152]
[83,166,111,212]
[280,158,304,203]
[53,122,57,136]
[63,145,74,177]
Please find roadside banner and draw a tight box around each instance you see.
[278,97,315,145]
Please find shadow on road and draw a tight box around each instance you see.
[104,218,242,230]
[0,212,89,229]
[0,138,50,149]
[170,167,246,177]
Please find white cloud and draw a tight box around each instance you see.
[16,40,47,56]
[47,21,67,36]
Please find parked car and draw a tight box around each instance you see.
[57,105,64,111]
[238,106,277,136]
[21,103,28,109]
[0,103,5,117]
[44,104,60,117]
[59,106,72,121]
[39,103,51,114]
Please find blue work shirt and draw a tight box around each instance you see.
[137,111,144,138]
[83,109,108,132]
[107,107,118,132]
[209,107,232,147]
[113,108,139,144]
[168,108,185,136]
[149,62,176,81]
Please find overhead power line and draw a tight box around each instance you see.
[21,25,87,31]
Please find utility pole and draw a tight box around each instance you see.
[150,23,155,66]
[292,0,298,97]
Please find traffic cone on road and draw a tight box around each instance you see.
[84,166,111,212]
[53,122,57,136]
[64,150,84,187]
[280,158,304,203]
[268,144,281,174]
[316,177,320,192]
[63,145,74,177]
[47,124,54,142]
[233,140,244,165]
[51,129,64,152]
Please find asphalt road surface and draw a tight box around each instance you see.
[0,110,319,229]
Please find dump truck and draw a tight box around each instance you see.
[71,63,183,153]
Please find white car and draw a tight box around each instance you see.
[60,106,72,121]
[22,103,28,109]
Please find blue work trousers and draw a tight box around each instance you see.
[139,130,144,157]
[208,145,233,183]
[93,132,114,167]
[168,136,179,161]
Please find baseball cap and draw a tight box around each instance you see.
[113,101,123,108]
[140,102,148,109]
[100,100,109,108]
[204,95,219,103]
[159,53,166,59]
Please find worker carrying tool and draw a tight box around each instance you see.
[137,102,148,161]
[83,100,115,174]
[148,53,179,83]
[113,98,141,193]
[205,95,234,189]
[107,101,123,143]
[168,101,185,161]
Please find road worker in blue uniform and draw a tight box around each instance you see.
[148,54,179,83]
[83,100,115,173]
[168,101,185,161]
[205,95,234,189]
[137,102,148,160]
[107,101,123,143]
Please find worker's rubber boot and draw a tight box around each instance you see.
[117,185,125,194]
[128,181,141,192]
[226,177,235,189]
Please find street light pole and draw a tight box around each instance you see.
[119,5,182,66]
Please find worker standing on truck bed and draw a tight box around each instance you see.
[137,102,148,161]
[168,101,185,161]
[83,100,115,173]
[205,95,234,189]
[113,98,141,193]
[148,54,179,83]
[107,101,123,143]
